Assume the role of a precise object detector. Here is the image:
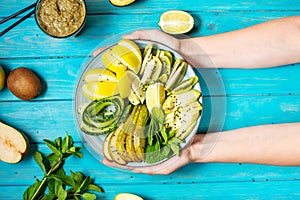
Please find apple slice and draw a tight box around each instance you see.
[0,121,29,163]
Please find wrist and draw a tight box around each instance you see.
[188,133,222,163]
[179,38,217,68]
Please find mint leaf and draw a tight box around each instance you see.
[57,185,67,200]
[23,133,103,200]
[44,139,63,158]
[161,127,168,143]
[82,192,97,200]
[49,174,75,187]
[47,154,61,164]
[151,107,165,131]
[170,142,180,156]
[66,146,82,157]
[73,151,83,158]
[40,194,56,200]
[74,196,81,200]
[168,129,176,139]
[169,137,184,144]
[88,184,103,192]
[161,144,171,157]
[62,132,73,153]
[55,137,62,151]
[48,179,62,195]
[71,171,84,188]
[147,121,154,145]
[34,151,49,173]
[23,179,46,200]
[76,176,92,193]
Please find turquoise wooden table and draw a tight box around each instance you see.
[1,0,300,199]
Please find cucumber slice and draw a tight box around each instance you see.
[81,96,124,135]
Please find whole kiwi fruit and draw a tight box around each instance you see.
[7,67,42,100]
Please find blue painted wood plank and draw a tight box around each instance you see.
[0,94,300,143]
[0,58,83,101]
[197,65,300,96]
[0,55,299,102]
[1,12,299,58]
[1,1,300,198]
[1,0,299,17]
[1,142,300,185]
[1,179,300,199]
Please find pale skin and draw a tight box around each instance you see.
[97,16,300,174]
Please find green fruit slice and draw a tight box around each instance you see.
[171,76,198,94]
[140,56,163,85]
[165,59,187,91]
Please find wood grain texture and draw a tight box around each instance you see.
[1,180,300,199]
[1,0,300,199]
[1,143,300,185]
[1,12,300,58]
[1,0,299,17]
[0,95,299,143]
[0,59,299,101]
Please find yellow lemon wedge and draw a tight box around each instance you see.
[102,49,128,79]
[82,81,119,100]
[117,70,140,99]
[84,68,118,83]
[0,66,5,91]
[118,39,142,65]
[114,193,143,200]
[158,10,194,34]
[111,45,141,74]
[145,82,166,113]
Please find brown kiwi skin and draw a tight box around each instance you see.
[7,67,42,101]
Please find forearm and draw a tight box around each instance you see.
[182,16,300,68]
[193,123,300,166]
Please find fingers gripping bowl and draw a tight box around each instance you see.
[74,40,203,168]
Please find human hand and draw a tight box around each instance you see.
[91,29,179,57]
[92,29,214,68]
[123,29,182,53]
[102,134,206,175]
[123,29,215,68]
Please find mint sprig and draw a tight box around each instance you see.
[23,132,103,200]
[145,107,185,164]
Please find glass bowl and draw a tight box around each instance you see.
[74,40,203,169]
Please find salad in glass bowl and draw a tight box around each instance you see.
[74,39,202,167]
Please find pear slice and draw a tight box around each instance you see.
[103,132,114,161]
[108,124,127,165]
[0,121,29,163]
